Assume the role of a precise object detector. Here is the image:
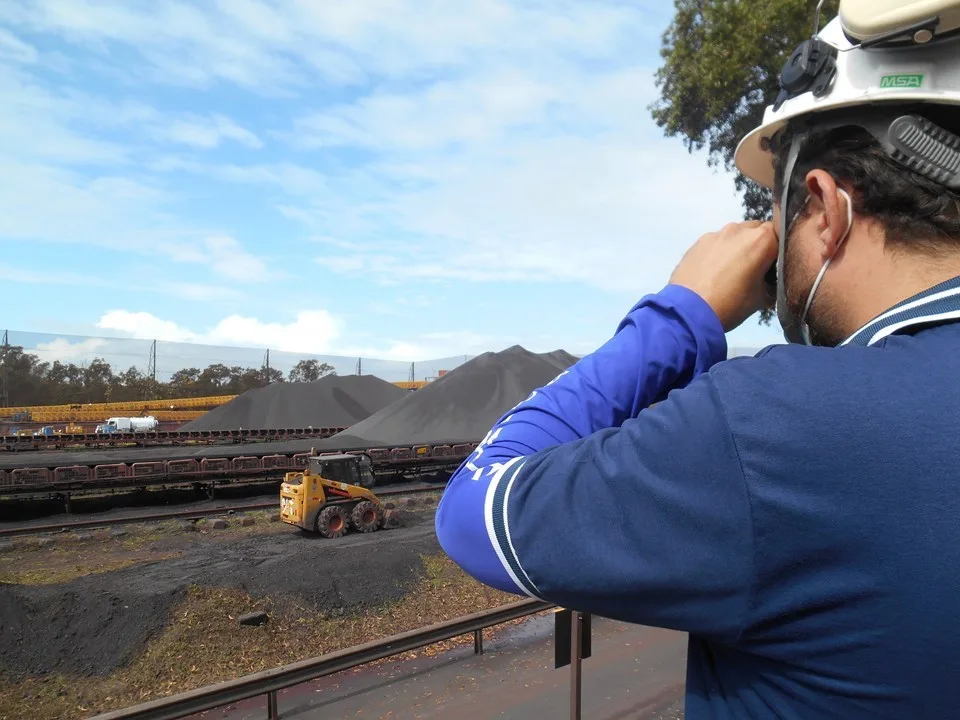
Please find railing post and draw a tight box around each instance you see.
[267,690,278,719]
[474,628,484,655]
[570,611,582,720]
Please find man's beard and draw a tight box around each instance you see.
[783,234,846,347]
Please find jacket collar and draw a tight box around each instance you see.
[841,275,960,347]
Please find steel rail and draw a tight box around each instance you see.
[87,598,554,720]
[0,485,444,538]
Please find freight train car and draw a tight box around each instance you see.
[0,442,478,498]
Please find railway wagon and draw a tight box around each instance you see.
[0,426,348,451]
[0,442,479,491]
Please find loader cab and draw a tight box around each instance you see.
[279,452,383,535]
[307,453,375,488]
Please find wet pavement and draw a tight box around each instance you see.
[198,613,688,719]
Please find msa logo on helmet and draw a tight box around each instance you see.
[880,74,925,89]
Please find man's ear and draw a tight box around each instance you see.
[804,169,851,260]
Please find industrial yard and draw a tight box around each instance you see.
[0,345,587,719]
[0,498,519,719]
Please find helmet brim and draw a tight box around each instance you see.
[734,93,960,191]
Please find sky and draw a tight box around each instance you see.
[0,0,785,377]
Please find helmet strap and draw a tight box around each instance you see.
[777,135,807,344]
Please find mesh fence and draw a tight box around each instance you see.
[3,329,473,383]
[3,330,763,378]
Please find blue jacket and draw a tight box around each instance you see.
[436,279,960,719]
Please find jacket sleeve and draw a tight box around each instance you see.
[435,284,755,641]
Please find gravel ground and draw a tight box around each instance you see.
[0,510,438,679]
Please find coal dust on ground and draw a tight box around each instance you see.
[0,513,439,679]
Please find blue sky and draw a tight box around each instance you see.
[0,0,785,374]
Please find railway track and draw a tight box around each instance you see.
[0,483,445,538]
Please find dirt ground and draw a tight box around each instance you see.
[0,492,518,719]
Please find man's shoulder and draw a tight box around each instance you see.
[701,342,879,426]
[712,341,873,384]
[710,342,834,386]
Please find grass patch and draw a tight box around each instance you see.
[0,554,523,720]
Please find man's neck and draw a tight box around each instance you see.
[845,255,960,335]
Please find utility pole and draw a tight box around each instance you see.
[356,357,362,376]
[263,349,271,385]
[0,330,9,408]
[410,362,415,382]
[144,339,157,401]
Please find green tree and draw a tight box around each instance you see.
[651,0,839,218]
[262,367,285,385]
[651,0,840,324]
[0,350,343,409]
[288,359,336,383]
[167,368,201,398]
[0,345,46,406]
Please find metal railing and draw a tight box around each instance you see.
[87,598,555,720]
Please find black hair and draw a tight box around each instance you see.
[771,106,960,253]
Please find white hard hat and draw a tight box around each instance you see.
[734,0,960,345]
[735,1,960,190]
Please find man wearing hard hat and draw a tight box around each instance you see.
[437,1,960,717]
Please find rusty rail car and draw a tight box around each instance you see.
[0,427,347,452]
[0,442,477,495]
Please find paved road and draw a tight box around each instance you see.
[199,613,688,719]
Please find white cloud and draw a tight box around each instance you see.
[31,337,110,364]
[294,72,561,151]
[87,309,510,362]
[297,68,742,292]
[0,262,242,304]
[155,235,282,283]
[203,235,275,282]
[0,26,37,63]
[0,0,659,93]
[167,282,243,302]
[155,114,263,149]
[96,309,344,355]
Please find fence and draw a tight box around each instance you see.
[87,598,556,720]
[0,329,478,410]
[2,329,474,383]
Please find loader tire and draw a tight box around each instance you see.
[351,501,380,533]
[316,505,348,539]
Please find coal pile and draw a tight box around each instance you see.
[0,518,440,679]
[324,346,578,448]
[181,375,407,431]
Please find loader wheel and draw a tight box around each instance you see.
[316,505,348,539]
[351,501,380,533]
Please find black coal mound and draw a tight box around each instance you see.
[323,345,578,448]
[181,375,407,431]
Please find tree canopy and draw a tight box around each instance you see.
[650,0,839,219]
[288,359,336,383]
[650,0,838,325]
[0,344,338,407]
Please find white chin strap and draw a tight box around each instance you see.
[798,187,853,345]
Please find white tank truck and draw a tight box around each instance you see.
[95,416,159,434]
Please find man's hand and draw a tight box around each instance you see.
[669,220,778,333]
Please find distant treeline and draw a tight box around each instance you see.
[0,345,335,406]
